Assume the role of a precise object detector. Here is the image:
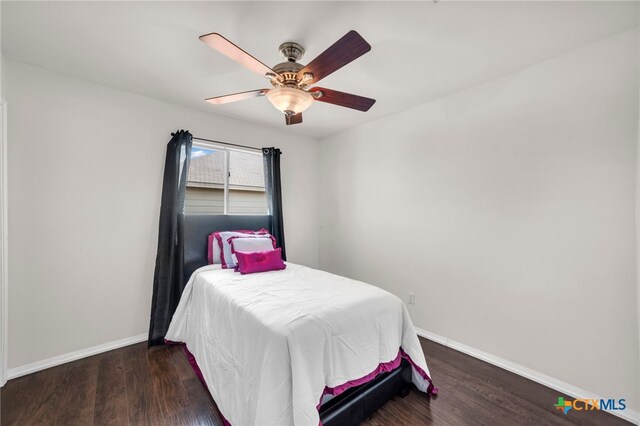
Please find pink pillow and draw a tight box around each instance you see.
[235,248,286,275]
[229,235,277,269]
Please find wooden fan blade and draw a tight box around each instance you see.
[298,31,371,84]
[285,113,303,125]
[200,33,276,78]
[205,89,269,105]
[310,87,376,112]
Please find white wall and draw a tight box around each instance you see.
[320,29,640,412]
[3,59,319,369]
[1,3,7,386]
[637,10,640,416]
[3,18,639,419]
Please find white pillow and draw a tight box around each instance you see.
[209,229,262,264]
[216,231,271,268]
[230,237,276,266]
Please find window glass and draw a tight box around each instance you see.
[185,146,267,215]
[228,150,268,215]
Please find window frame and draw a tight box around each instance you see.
[189,141,265,215]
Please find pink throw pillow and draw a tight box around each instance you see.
[235,248,286,275]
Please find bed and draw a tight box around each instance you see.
[166,214,436,425]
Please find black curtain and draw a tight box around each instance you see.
[262,147,286,260]
[148,130,192,346]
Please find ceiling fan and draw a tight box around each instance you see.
[200,30,376,125]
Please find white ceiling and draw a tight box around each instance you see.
[2,1,638,139]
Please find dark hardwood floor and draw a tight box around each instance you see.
[1,338,630,425]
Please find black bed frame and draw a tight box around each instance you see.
[182,214,413,425]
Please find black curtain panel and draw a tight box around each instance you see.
[262,147,286,260]
[148,130,192,346]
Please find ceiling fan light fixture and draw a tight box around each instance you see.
[266,87,314,115]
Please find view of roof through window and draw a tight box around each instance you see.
[186,147,267,215]
[188,148,265,190]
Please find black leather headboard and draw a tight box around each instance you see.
[183,214,272,280]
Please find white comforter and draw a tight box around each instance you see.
[166,263,433,426]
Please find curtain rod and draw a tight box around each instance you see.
[192,136,262,152]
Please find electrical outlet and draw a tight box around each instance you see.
[408,292,415,305]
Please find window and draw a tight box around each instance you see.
[185,144,268,215]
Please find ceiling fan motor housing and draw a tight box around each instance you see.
[278,42,305,62]
[271,61,304,88]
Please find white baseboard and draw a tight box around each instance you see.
[415,327,639,425]
[6,333,148,381]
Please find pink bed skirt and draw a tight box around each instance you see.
[320,348,438,401]
[165,339,437,426]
